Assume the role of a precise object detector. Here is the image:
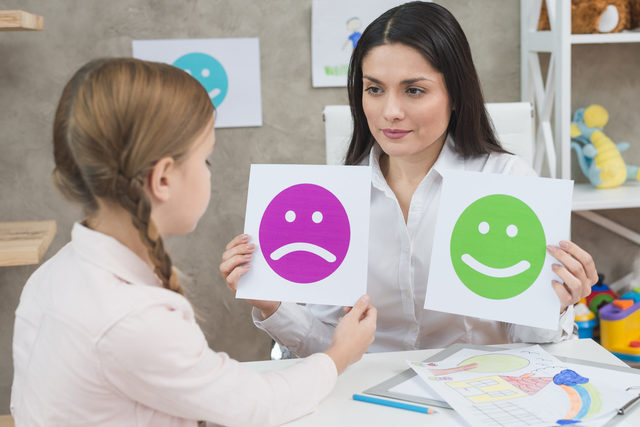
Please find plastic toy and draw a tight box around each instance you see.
[620,291,640,303]
[599,295,640,363]
[570,104,640,189]
[585,273,618,318]
[575,298,598,339]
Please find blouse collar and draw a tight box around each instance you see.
[71,222,163,288]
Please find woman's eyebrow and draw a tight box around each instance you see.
[401,77,432,85]
[362,75,383,85]
[363,75,433,85]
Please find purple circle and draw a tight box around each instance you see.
[259,184,350,283]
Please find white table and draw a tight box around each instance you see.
[243,339,640,426]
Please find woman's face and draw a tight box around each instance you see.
[361,43,452,161]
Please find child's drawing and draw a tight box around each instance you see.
[410,345,634,427]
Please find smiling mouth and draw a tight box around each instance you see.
[461,254,530,278]
[270,242,336,262]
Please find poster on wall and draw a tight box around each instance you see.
[424,170,573,330]
[132,38,261,128]
[237,164,371,306]
[311,0,418,87]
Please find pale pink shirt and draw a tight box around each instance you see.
[11,223,337,427]
[254,138,576,357]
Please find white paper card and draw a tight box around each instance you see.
[237,164,371,306]
[425,170,573,330]
[132,38,261,128]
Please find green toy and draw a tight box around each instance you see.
[570,104,640,189]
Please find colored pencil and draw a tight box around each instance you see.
[352,393,437,414]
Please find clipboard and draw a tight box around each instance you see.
[362,343,640,414]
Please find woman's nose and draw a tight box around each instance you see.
[382,94,405,122]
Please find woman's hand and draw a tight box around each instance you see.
[547,240,598,313]
[325,295,377,375]
[219,234,281,319]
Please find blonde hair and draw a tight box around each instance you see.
[53,57,214,295]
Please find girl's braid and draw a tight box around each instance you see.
[114,173,183,295]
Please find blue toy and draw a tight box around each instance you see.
[570,104,640,189]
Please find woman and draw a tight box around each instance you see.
[220,1,596,356]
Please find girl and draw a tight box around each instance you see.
[221,2,597,356]
[11,58,376,427]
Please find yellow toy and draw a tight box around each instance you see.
[599,295,640,363]
[570,104,640,189]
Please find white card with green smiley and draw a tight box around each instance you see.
[424,170,573,330]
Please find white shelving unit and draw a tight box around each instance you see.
[521,0,640,245]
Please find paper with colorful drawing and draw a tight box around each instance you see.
[409,345,638,427]
[425,170,573,330]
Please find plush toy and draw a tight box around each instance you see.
[571,104,640,189]
[538,0,640,33]
[631,0,640,27]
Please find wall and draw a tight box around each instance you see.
[1,0,638,413]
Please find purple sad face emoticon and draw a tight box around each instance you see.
[259,184,350,284]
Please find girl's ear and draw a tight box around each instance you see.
[146,157,175,202]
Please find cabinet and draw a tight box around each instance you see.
[520,0,640,245]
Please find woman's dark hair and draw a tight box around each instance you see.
[345,1,506,165]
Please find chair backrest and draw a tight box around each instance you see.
[322,102,534,167]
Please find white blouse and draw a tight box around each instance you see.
[254,138,576,357]
[11,223,337,427]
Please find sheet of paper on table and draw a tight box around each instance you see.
[409,345,640,427]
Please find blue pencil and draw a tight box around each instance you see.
[352,393,437,414]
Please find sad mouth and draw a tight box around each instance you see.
[270,242,336,262]
[461,254,530,278]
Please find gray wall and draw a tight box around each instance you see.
[1,0,638,413]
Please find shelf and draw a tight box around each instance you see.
[571,31,640,44]
[572,182,640,211]
[0,10,43,31]
[0,220,56,267]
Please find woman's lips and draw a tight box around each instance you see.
[382,128,412,139]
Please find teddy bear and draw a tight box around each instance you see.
[538,0,640,34]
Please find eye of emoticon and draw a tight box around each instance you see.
[312,211,323,223]
[478,221,490,234]
[285,210,296,222]
[506,224,518,238]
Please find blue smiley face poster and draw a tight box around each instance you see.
[133,38,262,128]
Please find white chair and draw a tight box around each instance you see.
[322,102,534,167]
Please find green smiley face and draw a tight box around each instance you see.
[450,194,546,300]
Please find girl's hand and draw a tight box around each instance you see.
[219,234,281,319]
[547,240,598,313]
[325,295,377,375]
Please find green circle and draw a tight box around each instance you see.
[589,293,615,318]
[450,194,546,300]
[459,354,529,373]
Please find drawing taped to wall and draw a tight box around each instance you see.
[132,38,262,128]
[311,0,415,87]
